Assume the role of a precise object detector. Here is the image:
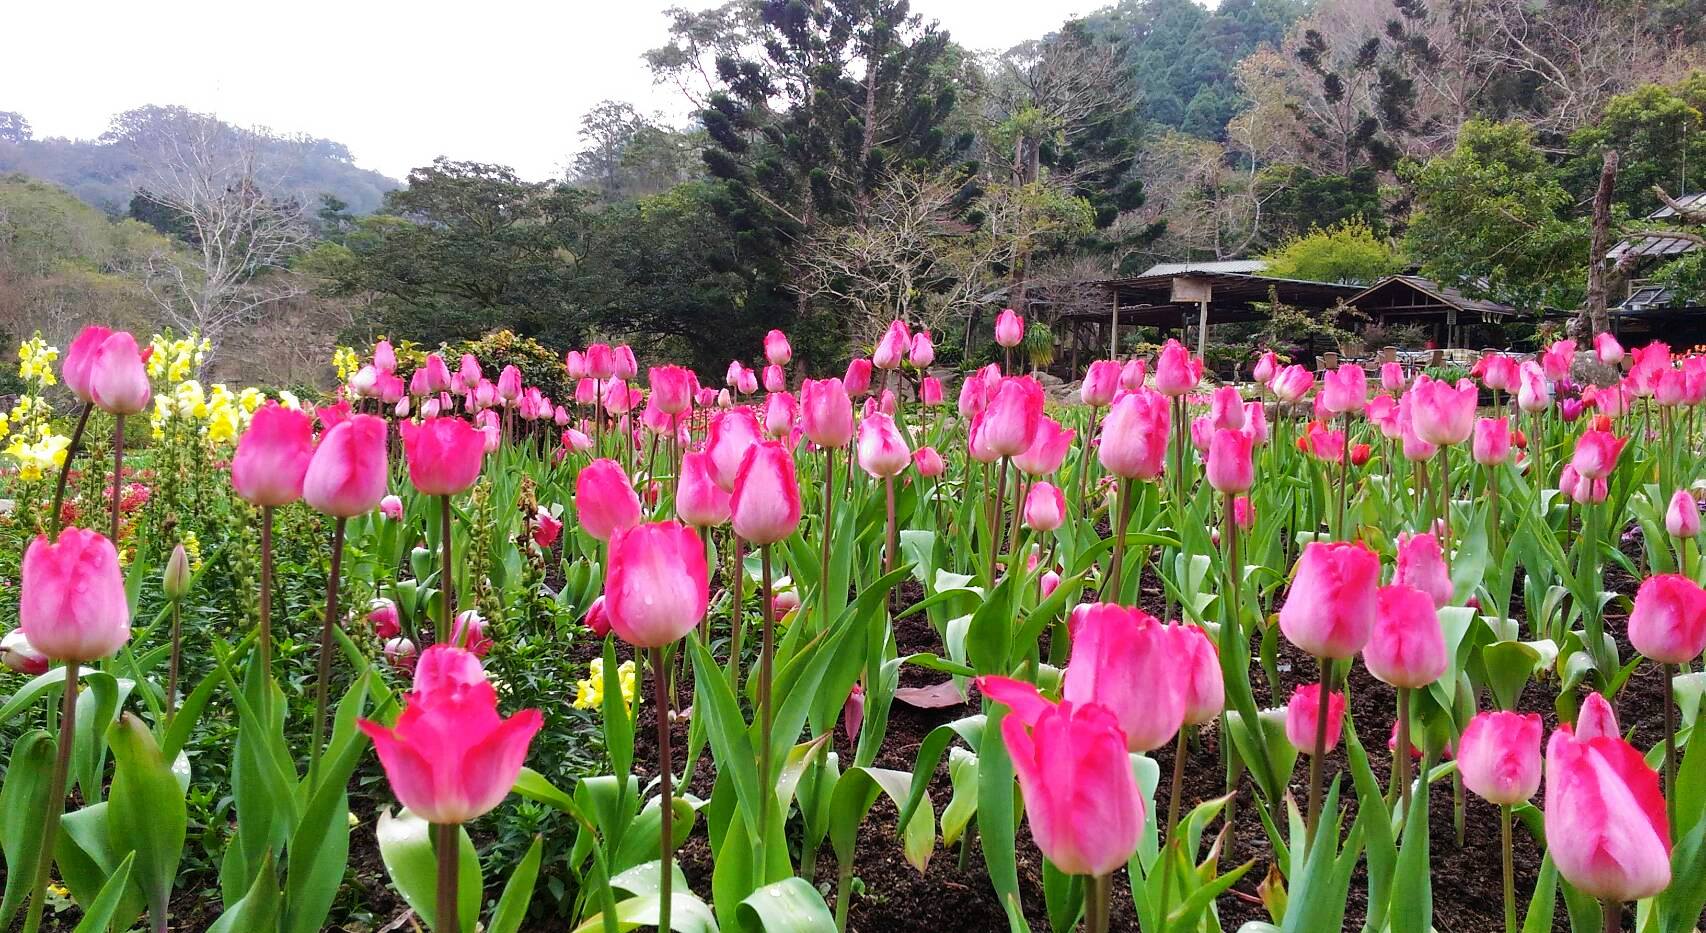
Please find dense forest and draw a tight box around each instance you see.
[5,0,1706,383]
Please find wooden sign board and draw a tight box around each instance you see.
[1170,276,1213,303]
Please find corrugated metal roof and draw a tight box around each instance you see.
[1139,260,1267,276]
[1607,235,1698,261]
[1648,191,1706,219]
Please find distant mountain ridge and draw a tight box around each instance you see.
[0,104,399,217]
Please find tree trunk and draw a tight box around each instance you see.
[1582,148,1619,337]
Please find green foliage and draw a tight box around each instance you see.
[1260,218,1403,284]
[1403,120,1589,311]
[1256,166,1385,242]
[1566,73,1706,215]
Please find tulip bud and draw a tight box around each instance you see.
[994,309,1024,349]
[1154,340,1203,396]
[1667,489,1700,539]
[1080,360,1120,407]
[1395,531,1452,608]
[21,528,132,661]
[1472,417,1511,466]
[1,630,50,676]
[912,446,945,477]
[232,403,315,508]
[1206,428,1255,493]
[1349,442,1372,466]
[88,331,153,415]
[909,331,935,368]
[382,636,418,672]
[605,522,709,648]
[1321,364,1369,415]
[63,326,114,404]
[1175,624,1224,726]
[707,408,763,492]
[730,442,802,544]
[844,358,874,396]
[164,543,192,602]
[1278,541,1380,659]
[1628,573,1706,664]
[764,329,792,366]
[1285,683,1345,755]
[1023,482,1066,532]
[400,417,485,496]
[1458,711,1542,805]
[856,413,911,478]
[1098,388,1169,480]
[874,320,910,369]
[369,598,401,639]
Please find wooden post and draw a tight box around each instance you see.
[1196,298,1210,359]
[1109,289,1120,359]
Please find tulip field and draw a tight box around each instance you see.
[2,319,1706,933]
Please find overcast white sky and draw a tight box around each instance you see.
[7,0,1092,181]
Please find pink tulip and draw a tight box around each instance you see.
[1301,420,1346,463]
[1013,417,1075,476]
[1321,364,1368,415]
[382,636,418,672]
[1544,700,1671,901]
[532,508,564,549]
[669,452,724,529]
[1098,388,1169,480]
[920,376,944,406]
[1233,496,1254,530]
[1080,360,1120,407]
[612,345,639,381]
[763,364,787,394]
[1474,353,1517,392]
[800,378,854,448]
[981,688,1145,877]
[62,325,113,403]
[604,521,709,648]
[20,528,131,661]
[1594,333,1624,365]
[1667,490,1700,539]
[1629,573,1706,664]
[1406,374,1477,445]
[843,358,874,396]
[1516,361,1551,413]
[583,596,611,637]
[1398,410,1437,462]
[1472,417,1511,466]
[1,630,49,676]
[575,459,642,543]
[1541,339,1576,382]
[1571,429,1626,480]
[379,495,404,521]
[1458,711,1543,805]
[764,329,792,366]
[1270,364,1315,403]
[763,390,797,438]
[1210,386,1245,431]
[454,353,482,391]
[1365,584,1448,688]
[1175,625,1224,726]
[957,376,986,418]
[358,645,541,824]
[302,415,389,517]
[1206,428,1254,494]
[451,609,493,657]
[1366,394,1400,437]
[494,364,521,402]
[909,331,936,368]
[649,366,695,416]
[399,417,485,496]
[731,442,801,545]
[1395,531,1452,608]
[564,350,587,381]
[584,344,614,380]
[1189,415,1213,453]
[1278,541,1380,659]
[874,320,911,369]
[980,377,1044,457]
[994,308,1024,348]
[1023,482,1066,532]
[423,354,453,393]
[1154,339,1203,396]
[1286,683,1345,754]
[1058,603,1187,751]
[1380,361,1405,392]
[1244,401,1269,446]
[1252,351,1279,385]
[856,412,911,478]
[231,402,315,507]
[1119,358,1148,392]
[87,331,152,415]
[706,408,763,492]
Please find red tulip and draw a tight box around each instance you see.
[730,442,801,545]
[677,450,732,528]
[231,402,315,507]
[994,308,1024,348]
[1023,482,1066,532]
[1206,428,1254,493]
[1629,573,1706,664]
[400,417,485,496]
[303,414,389,517]
[62,325,113,403]
[20,528,131,661]
[1285,683,1345,755]
[1458,711,1542,805]
[358,645,541,824]
[764,329,792,366]
[1570,429,1626,480]
[605,521,709,648]
[706,408,763,492]
[1365,584,1448,688]
[1395,531,1452,608]
[979,685,1145,876]
[856,412,911,478]
[575,458,642,543]
[1544,694,1671,901]
[1278,541,1380,659]
[87,331,152,415]
[1013,416,1075,476]
[1098,388,1169,480]
[1349,442,1372,466]
[583,596,611,637]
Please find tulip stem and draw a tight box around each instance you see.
[435,822,459,933]
[440,494,455,644]
[1500,804,1516,933]
[1085,872,1111,933]
[259,505,275,721]
[166,598,182,727]
[728,537,745,693]
[757,544,776,873]
[821,447,835,633]
[1079,406,1099,515]
[1109,478,1133,599]
[1156,726,1189,929]
[990,459,1009,583]
[48,402,91,539]
[652,645,674,933]
[1338,413,1350,538]
[21,660,78,933]
[1602,899,1620,933]
[308,517,348,790]
[1396,687,1412,812]
[110,413,125,544]
[1306,657,1331,846]
[1665,662,1679,839]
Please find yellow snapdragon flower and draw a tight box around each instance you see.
[572,658,637,711]
[17,336,58,386]
[5,429,70,482]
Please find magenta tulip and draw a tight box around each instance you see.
[604,521,710,648]
[801,378,854,448]
[1629,574,1706,664]
[1285,684,1345,755]
[1571,429,1626,480]
[1472,417,1512,466]
[1278,541,1380,659]
[1206,428,1254,494]
[1458,711,1543,805]
[1395,531,1453,608]
[1545,700,1672,901]
[303,415,389,517]
[1154,339,1202,396]
[231,402,315,507]
[1081,360,1120,407]
[980,377,1044,457]
[730,442,801,545]
[1098,388,1169,480]
[400,418,485,496]
[994,308,1024,348]
[706,408,763,492]
[1365,584,1448,688]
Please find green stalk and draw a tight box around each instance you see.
[308,518,349,788]
[19,661,78,933]
[435,822,459,933]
